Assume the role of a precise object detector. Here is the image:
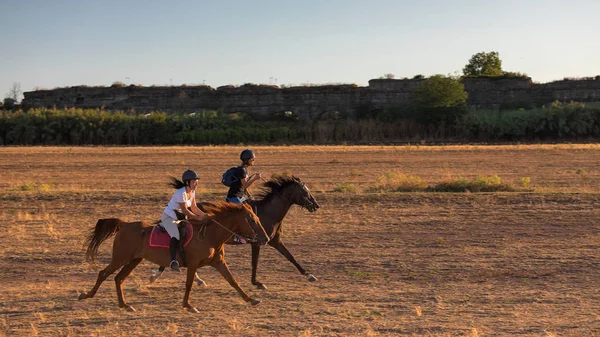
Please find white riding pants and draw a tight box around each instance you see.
[161,212,180,240]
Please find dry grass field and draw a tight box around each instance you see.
[0,145,599,336]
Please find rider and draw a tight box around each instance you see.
[226,149,262,204]
[162,169,207,271]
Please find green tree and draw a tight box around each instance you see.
[3,97,16,110]
[414,75,468,124]
[463,51,503,77]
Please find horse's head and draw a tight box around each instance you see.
[285,176,320,212]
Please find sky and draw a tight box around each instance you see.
[1,0,599,99]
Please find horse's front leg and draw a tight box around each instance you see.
[269,233,317,282]
[182,266,201,313]
[251,243,267,289]
[212,253,260,305]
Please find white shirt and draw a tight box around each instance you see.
[163,187,194,219]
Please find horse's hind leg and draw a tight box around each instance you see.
[269,233,317,282]
[79,261,125,301]
[194,272,207,287]
[149,266,165,283]
[114,258,143,312]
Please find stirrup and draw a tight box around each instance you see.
[170,260,180,272]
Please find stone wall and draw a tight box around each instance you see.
[23,77,600,120]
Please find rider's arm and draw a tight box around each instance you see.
[178,201,205,221]
[188,196,207,219]
[241,173,262,188]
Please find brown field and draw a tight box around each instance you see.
[0,145,599,337]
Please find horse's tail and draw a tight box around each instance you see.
[84,218,123,262]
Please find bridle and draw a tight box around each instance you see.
[209,214,261,243]
[282,183,317,211]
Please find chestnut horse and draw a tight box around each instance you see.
[152,175,320,290]
[79,202,268,313]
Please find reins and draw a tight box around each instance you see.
[190,217,258,243]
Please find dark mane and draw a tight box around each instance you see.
[254,175,302,204]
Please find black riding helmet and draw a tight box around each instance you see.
[182,169,200,185]
[240,149,255,163]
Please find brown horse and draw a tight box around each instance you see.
[78,202,268,313]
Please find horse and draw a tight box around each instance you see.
[78,202,268,313]
[151,175,320,290]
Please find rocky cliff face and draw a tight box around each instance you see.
[23,77,600,120]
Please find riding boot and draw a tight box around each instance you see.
[179,246,187,268]
[169,237,180,272]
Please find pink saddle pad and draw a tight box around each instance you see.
[148,222,193,248]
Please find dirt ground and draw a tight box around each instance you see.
[0,145,599,336]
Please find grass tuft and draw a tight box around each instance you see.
[369,172,426,192]
[429,175,515,192]
[19,182,55,192]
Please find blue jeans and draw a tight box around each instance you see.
[226,196,246,204]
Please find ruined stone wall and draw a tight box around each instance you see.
[23,77,600,120]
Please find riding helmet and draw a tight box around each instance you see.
[240,149,255,162]
[182,169,200,183]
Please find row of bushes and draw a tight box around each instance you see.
[368,172,520,192]
[1,103,599,145]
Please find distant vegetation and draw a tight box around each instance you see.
[1,101,599,145]
[2,51,599,145]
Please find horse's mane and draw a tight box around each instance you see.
[202,201,251,215]
[253,175,302,204]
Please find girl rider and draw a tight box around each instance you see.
[162,169,207,271]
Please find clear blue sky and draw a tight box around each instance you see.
[1,0,599,99]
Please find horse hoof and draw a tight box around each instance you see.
[196,279,207,287]
[306,274,318,282]
[186,307,200,314]
[125,306,136,312]
[250,299,261,306]
[256,283,267,290]
[78,292,87,300]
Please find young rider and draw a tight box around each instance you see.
[226,149,262,204]
[162,169,207,271]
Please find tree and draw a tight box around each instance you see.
[3,97,16,109]
[463,51,503,77]
[5,82,22,103]
[414,75,468,124]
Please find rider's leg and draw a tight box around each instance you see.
[169,237,180,271]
